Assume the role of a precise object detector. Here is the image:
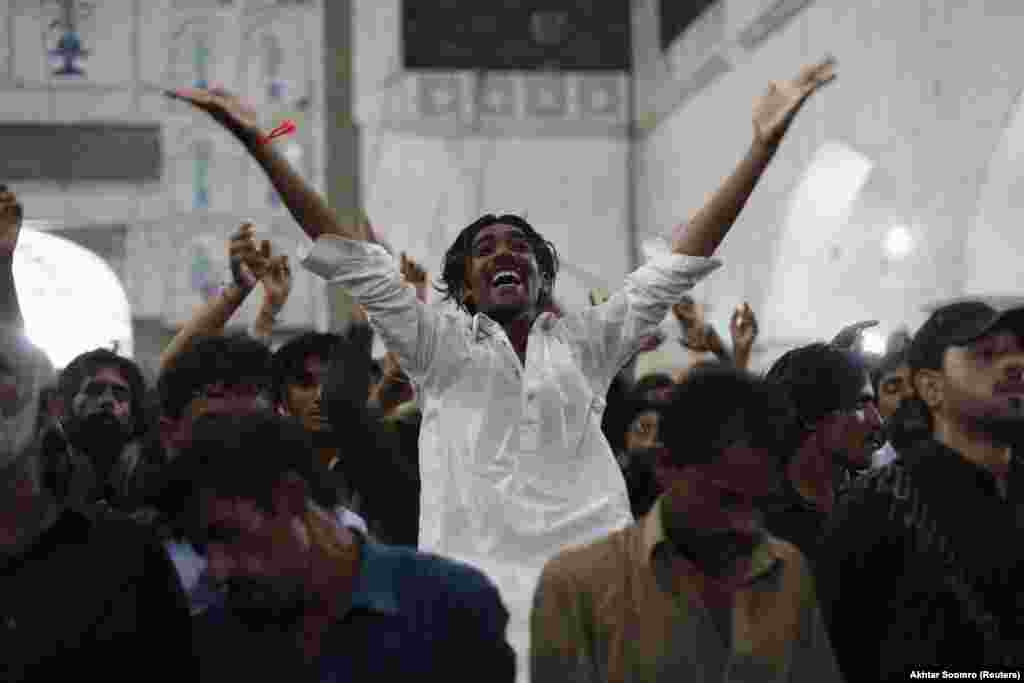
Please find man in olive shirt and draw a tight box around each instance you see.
[531,365,842,682]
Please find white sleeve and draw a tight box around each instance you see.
[298,236,443,384]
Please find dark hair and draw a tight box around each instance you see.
[623,449,662,518]
[322,324,375,437]
[621,375,676,449]
[885,395,933,451]
[870,348,910,401]
[659,363,798,468]
[435,214,560,315]
[157,334,273,420]
[632,373,675,401]
[270,332,344,406]
[765,343,868,429]
[149,410,339,543]
[369,358,384,387]
[601,374,631,454]
[58,348,148,438]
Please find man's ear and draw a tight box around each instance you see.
[913,368,944,412]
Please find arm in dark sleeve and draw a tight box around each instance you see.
[446,565,517,683]
[815,480,895,683]
[135,528,199,678]
[341,417,419,546]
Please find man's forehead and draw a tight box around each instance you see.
[473,223,526,243]
[703,445,783,491]
[187,391,266,422]
[965,328,1023,347]
[85,365,130,387]
[880,365,910,382]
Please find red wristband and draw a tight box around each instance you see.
[257,119,297,145]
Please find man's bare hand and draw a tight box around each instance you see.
[262,254,292,313]
[229,222,270,291]
[165,86,263,145]
[0,186,24,258]
[752,57,836,148]
[831,319,879,351]
[730,302,759,351]
[400,252,428,288]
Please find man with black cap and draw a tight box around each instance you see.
[817,300,1024,680]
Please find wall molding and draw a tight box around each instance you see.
[633,0,815,139]
[363,70,630,139]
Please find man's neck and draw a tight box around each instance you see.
[934,420,1012,474]
[500,313,536,362]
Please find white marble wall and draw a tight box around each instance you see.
[354,0,633,314]
[634,0,1024,369]
[0,0,328,337]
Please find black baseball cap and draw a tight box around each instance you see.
[907,301,1024,372]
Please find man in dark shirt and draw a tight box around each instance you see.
[323,321,420,547]
[160,410,515,681]
[0,185,195,680]
[818,300,1024,679]
[41,348,155,513]
[761,342,884,562]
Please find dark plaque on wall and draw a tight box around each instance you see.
[660,0,717,51]
[0,123,161,182]
[403,1,630,71]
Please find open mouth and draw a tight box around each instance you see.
[490,269,523,292]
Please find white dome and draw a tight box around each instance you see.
[13,229,132,369]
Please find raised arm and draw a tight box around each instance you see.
[159,223,269,372]
[167,88,445,382]
[165,87,368,243]
[0,185,25,332]
[0,187,52,429]
[400,252,430,304]
[671,58,836,258]
[251,253,292,345]
[729,302,759,371]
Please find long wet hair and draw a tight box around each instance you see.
[435,214,560,316]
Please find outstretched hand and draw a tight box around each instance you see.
[730,302,759,350]
[753,57,836,148]
[229,222,270,291]
[262,254,292,313]
[400,252,428,288]
[831,319,879,351]
[0,185,23,258]
[165,86,263,145]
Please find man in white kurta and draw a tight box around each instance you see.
[299,234,721,673]
[168,56,837,681]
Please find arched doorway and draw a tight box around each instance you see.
[13,229,132,370]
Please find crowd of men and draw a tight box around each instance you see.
[0,56,1020,683]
